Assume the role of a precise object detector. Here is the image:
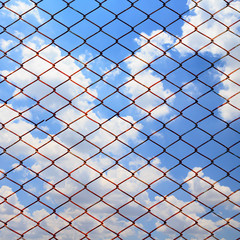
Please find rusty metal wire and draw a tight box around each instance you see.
[0,0,240,239]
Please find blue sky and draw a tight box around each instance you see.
[0,0,240,239]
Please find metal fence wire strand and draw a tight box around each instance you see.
[0,0,240,239]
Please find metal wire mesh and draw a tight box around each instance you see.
[0,0,240,239]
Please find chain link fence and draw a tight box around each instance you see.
[0,0,240,239]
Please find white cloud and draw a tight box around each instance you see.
[134,158,168,185]
[0,186,35,237]
[2,166,239,239]
[102,64,121,80]
[4,0,44,24]
[121,0,240,121]
[176,0,240,121]
[126,30,174,75]
[1,34,146,164]
[1,37,96,114]
[184,167,240,208]
[124,69,175,118]
[11,163,24,171]
[0,35,149,239]
[1,1,239,238]
[182,82,200,98]
[177,0,240,55]
[123,30,175,119]
[0,104,39,155]
[78,51,94,66]
[87,115,143,155]
[0,39,13,51]
[152,193,230,239]
[0,104,19,123]
[218,48,240,120]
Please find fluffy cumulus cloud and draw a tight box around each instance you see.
[177,0,240,55]
[126,30,174,74]
[1,166,239,239]
[0,0,240,239]
[2,36,96,112]
[151,167,240,239]
[2,0,44,24]
[185,167,240,208]
[124,30,175,119]
[218,50,240,121]
[0,31,149,239]
[0,34,144,159]
[152,195,220,239]
[176,0,240,121]
[0,39,14,51]
[123,0,240,121]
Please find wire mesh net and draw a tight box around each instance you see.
[0,0,240,239]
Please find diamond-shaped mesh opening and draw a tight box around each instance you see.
[1,0,240,239]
